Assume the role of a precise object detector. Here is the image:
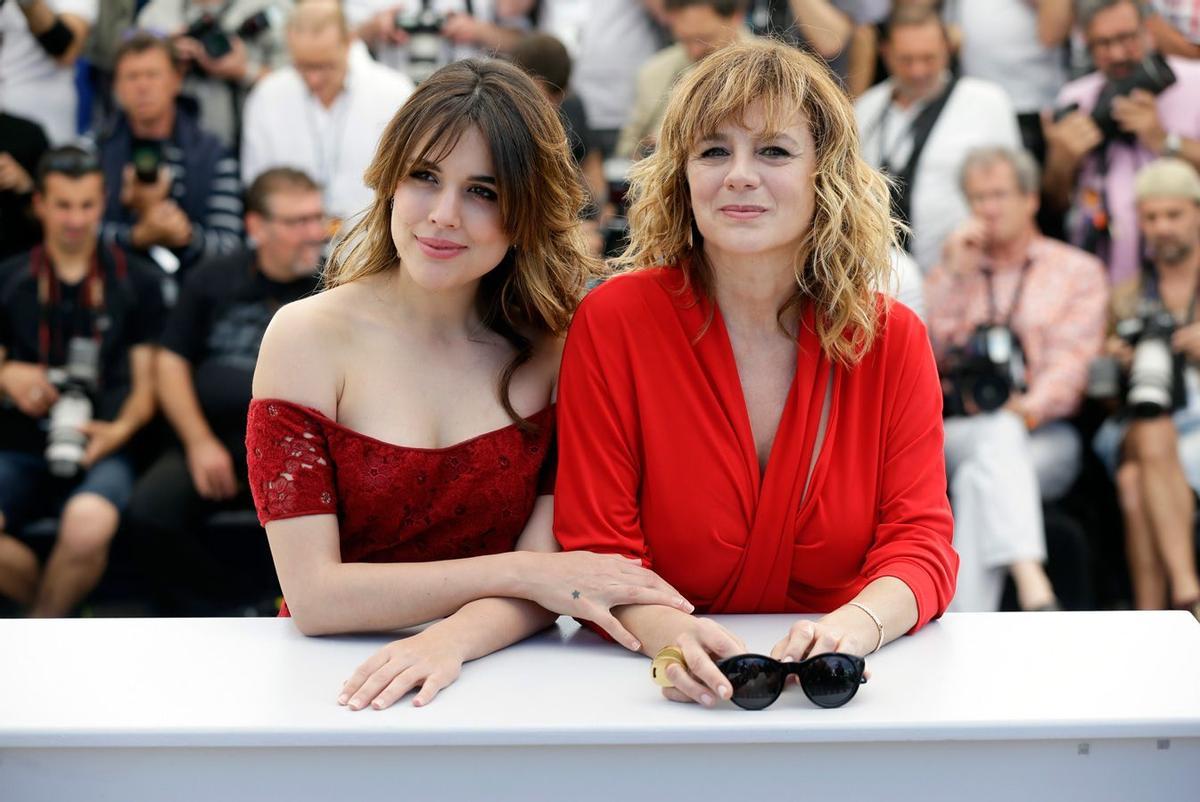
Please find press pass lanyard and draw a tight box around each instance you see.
[981,258,1034,328]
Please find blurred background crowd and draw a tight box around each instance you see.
[2,0,1200,622]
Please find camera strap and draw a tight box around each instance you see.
[31,244,126,370]
[871,74,959,251]
[1141,260,1200,325]
[982,257,1034,328]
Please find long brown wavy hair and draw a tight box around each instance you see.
[616,38,900,365]
[325,59,598,427]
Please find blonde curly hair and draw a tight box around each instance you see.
[617,38,901,365]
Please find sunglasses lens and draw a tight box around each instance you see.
[799,654,861,708]
[718,655,783,711]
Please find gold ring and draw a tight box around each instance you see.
[651,645,686,687]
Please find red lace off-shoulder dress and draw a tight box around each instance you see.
[246,398,555,616]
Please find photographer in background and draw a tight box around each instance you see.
[240,1,413,224]
[127,168,323,613]
[1043,0,1200,284]
[96,32,245,278]
[0,146,164,617]
[0,0,95,144]
[346,0,532,84]
[926,145,1109,613]
[615,0,751,161]
[137,0,295,149]
[1093,158,1200,620]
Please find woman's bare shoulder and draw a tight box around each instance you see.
[252,287,365,415]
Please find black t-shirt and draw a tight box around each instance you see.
[160,249,319,442]
[0,113,49,262]
[0,244,167,455]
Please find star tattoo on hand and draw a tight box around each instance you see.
[572,590,581,600]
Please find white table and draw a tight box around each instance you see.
[1,612,1198,801]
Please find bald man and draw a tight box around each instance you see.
[240,0,414,222]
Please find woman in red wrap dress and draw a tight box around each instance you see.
[554,40,959,707]
[246,60,690,711]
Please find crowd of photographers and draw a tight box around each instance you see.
[0,0,1198,621]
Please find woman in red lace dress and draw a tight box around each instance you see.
[246,60,691,711]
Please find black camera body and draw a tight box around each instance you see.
[941,325,1028,417]
[1054,53,1177,148]
[130,138,163,184]
[185,9,281,61]
[1117,309,1183,418]
[236,8,282,40]
[185,13,233,59]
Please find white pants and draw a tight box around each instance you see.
[944,411,1082,612]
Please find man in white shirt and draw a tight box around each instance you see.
[571,0,664,156]
[240,0,414,223]
[854,6,1022,273]
[0,0,95,144]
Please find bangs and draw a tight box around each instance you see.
[672,47,811,148]
[399,103,481,183]
[410,117,471,170]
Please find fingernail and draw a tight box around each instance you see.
[718,685,730,699]
[631,640,642,651]
[337,694,348,705]
[681,600,694,611]
[783,655,794,663]
[700,693,714,706]
[372,701,383,710]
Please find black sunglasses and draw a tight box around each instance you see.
[716,652,867,710]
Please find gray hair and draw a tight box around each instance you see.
[959,146,1042,196]
[1075,0,1147,33]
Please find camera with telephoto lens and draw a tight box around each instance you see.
[44,337,101,478]
[395,2,449,84]
[941,325,1028,417]
[1053,53,1177,148]
[1106,310,1183,418]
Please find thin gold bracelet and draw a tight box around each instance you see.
[846,601,884,654]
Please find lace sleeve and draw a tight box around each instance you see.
[246,399,337,526]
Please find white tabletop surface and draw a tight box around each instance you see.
[2,612,1198,748]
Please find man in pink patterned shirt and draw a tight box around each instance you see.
[1043,0,1200,284]
[927,145,1110,613]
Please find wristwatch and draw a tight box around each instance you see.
[1163,132,1183,159]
